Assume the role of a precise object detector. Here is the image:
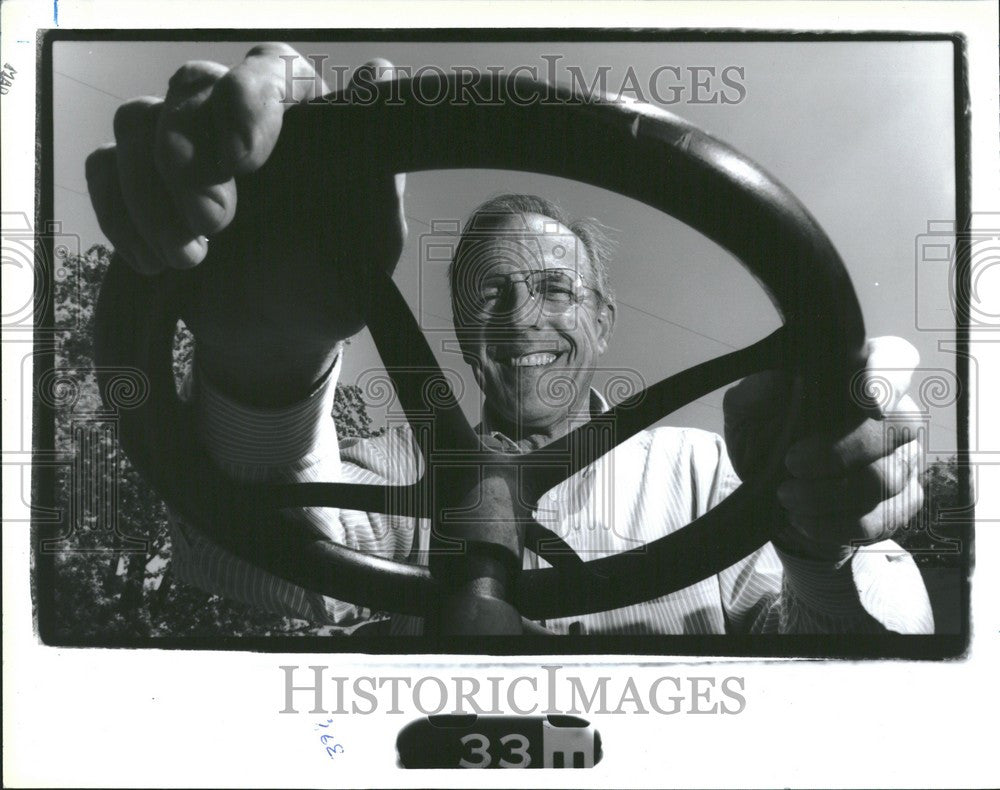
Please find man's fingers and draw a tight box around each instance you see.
[787,466,924,545]
[85,144,165,275]
[785,408,925,479]
[246,42,331,102]
[114,97,208,270]
[778,439,922,517]
[155,60,237,236]
[210,43,329,174]
[347,57,397,97]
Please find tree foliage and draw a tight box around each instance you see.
[49,245,385,639]
[893,454,967,569]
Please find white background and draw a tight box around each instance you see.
[3,2,999,788]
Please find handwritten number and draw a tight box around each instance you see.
[458,733,491,768]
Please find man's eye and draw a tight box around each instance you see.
[478,286,502,302]
[537,282,575,301]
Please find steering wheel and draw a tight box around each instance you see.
[95,71,865,633]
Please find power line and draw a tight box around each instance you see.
[616,297,738,350]
[55,183,90,197]
[54,70,127,102]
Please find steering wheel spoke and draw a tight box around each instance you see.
[520,326,792,500]
[365,268,480,454]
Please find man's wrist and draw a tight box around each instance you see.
[195,340,342,408]
[194,347,343,472]
[772,530,854,565]
[773,543,864,617]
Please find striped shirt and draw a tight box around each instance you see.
[169,353,934,635]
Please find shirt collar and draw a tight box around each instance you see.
[476,388,611,454]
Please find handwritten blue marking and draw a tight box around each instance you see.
[54,0,59,25]
[313,718,343,758]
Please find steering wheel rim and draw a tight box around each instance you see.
[95,71,865,622]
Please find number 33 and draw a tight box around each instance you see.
[458,732,531,768]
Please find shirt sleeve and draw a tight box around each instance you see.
[709,435,934,634]
[167,351,406,628]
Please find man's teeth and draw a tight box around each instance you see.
[511,352,557,367]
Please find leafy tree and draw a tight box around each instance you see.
[893,455,968,569]
[49,245,386,639]
[333,382,386,439]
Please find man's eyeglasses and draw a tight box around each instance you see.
[465,267,603,317]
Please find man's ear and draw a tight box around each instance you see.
[594,300,616,355]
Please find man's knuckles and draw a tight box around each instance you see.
[113,96,162,142]
[167,60,229,97]
[787,469,923,544]
[154,121,204,184]
[84,144,116,216]
[785,411,923,480]
[114,103,208,269]
[154,117,237,235]
[85,145,165,275]
[209,66,284,173]
[856,476,923,541]
[245,41,301,61]
[777,440,918,517]
[157,68,223,172]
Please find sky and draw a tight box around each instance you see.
[51,38,958,451]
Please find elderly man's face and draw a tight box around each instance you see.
[453,212,615,434]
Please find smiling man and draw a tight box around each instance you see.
[87,45,934,635]
[449,199,617,450]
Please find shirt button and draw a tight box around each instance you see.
[548,491,558,501]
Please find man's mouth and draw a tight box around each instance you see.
[511,352,558,367]
[488,346,565,368]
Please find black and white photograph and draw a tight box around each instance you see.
[36,33,968,651]
[3,1,998,787]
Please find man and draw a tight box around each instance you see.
[87,44,933,634]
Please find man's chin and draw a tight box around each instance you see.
[485,397,559,432]
[485,382,590,431]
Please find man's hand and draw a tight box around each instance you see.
[86,44,407,405]
[723,336,925,561]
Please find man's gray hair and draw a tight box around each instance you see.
[447,194,617,321]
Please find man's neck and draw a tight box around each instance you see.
[480,390,610,453]
[481,407,566,452]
